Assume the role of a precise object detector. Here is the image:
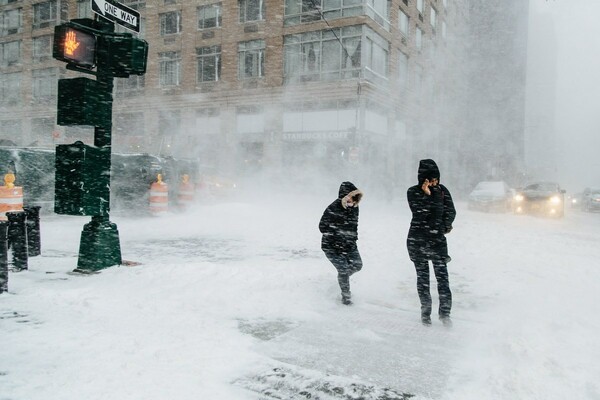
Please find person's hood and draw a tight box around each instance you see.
[418,159,440,184]
[338,181,363,209]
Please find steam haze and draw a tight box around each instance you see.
[529,0,600,192]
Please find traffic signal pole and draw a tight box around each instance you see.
[53,17,148,273]
[76,57,122,273]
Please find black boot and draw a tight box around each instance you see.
[421,314,432,326]
[439,315,453,327]
[341,291,352,305]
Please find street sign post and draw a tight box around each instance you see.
[91,0,141,33]
[53,17,148,272]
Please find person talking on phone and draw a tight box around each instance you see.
[407,159,456,326]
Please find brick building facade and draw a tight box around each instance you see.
[1,0,527,191]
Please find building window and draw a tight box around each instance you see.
[120,0,146,6]
[416,0,423,14]
[398,51,408,88]
[32,68,58,102]
[0,0,20,5]
[115,75,145,96]
[365,35,388,79]
[160,11,182,35]
[1,8,22,36]
[114,112,145,136]
[159,52,181,86]
[197,45,221,83]
[77,0,92,18]
[195,108,220,166]
[158,110,181,154]
[0,72,20,105]
[32,35,53,62]
[0,119,22,145]
[238,40,265,79]
[398,9,409,36]
[416,26,422,50]
[284,0,362,26]
[442,21,447,38]
[33,1,59,29]
[114,112,145,151]
[284,26,362,83]
[31,117,55,144]
[121,0,146,9]
[366,0,390,30]
[0,40,20,66]
[196,108,220,133]
[236,106,264,135]
[365,106,388,135]
[239,0,265,22]
[283,101,356,134]
[430,7,437,28]
[413,64,422,94]
[198,3,221,29]
[443,0,448,9]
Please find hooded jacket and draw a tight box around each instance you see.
[319,182,363,252]
[407,159,456,261]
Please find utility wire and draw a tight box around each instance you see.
[305,0,362,146]
[306,0,353,64]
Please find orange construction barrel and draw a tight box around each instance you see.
[0,172,24,221]
[177,174,195,210]
[149,174,168,215]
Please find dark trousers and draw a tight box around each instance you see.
[413,258,452,317]
[323,247,363,295]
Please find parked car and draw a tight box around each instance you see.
[468,181,513,212]
[581,187,600,212]
[513,182,565,218]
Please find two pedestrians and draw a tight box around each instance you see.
[319,159,456,326]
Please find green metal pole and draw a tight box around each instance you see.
[75,27,122,273]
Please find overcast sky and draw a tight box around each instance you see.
[529,0,600,191]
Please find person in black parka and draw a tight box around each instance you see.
[407,159,456,326]
[319,181,364,305]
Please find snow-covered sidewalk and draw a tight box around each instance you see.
[1,197,599,399]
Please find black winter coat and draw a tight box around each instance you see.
[407,160,456,262]
[319,182,363,252]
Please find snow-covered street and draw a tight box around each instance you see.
[1,195,599,400]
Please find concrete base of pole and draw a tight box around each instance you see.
[75,216,122,273]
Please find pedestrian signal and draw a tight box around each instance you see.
[53,23,96,68]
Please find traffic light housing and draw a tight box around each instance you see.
[98,34,148,77]
[57,78,107,127]
[53,22,97,69]
[53,18,148,77]
[55,141,110,216]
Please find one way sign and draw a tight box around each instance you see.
[91,0,141,33]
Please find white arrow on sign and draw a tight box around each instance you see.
[91,0,141,33]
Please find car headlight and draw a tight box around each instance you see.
[515,194,524,202]
[571,198,578,204]
[550,196,561,205]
